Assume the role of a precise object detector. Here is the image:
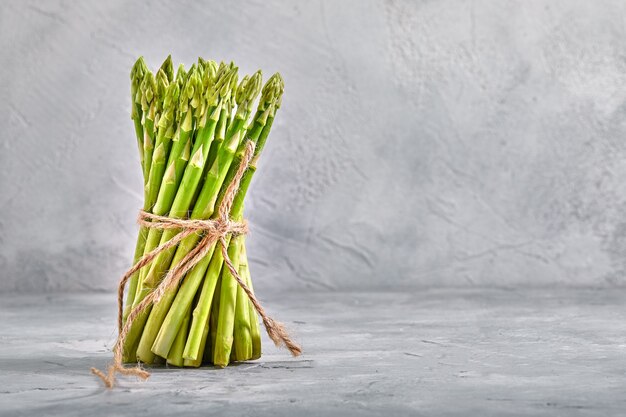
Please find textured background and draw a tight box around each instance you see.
[2,0,626,292]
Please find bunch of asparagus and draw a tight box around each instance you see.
[122,55,283,368]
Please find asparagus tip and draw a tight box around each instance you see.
[190,145,204,168]
[159,55,174,82]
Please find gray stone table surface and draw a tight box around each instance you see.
[0,289,625,416]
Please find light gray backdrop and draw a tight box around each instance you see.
[2,0,626,292]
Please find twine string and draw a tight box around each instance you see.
[91,141,301,389]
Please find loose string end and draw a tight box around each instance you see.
[262,316,302,357]
[91,363,150,389]
[91,366,114,389]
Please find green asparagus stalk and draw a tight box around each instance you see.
[123,58,150,322]
[149,68,170,168]
[186,60,219,211]
[166,306,190,367]
[139,71,157,182]
[233,235,252,361]
[183,315,209,367]
[239,241,261,359]
[208,270,222,363]
[137,64,169,186]
[130,57,148,175]
[212,211,246,367]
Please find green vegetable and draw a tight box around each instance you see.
[121,56,284,368]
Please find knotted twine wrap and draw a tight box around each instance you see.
[91,141,302,388]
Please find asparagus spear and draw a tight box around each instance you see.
[208,269,222,363]
[130,57,148,175]
[124,57,149,319]
[240,240,262,359]
[159,54,174,83]
[214,234,247,366]
[234,236,253,361]
[174,63,186,89]
[139,71,158,182]
[145,66,170,188]
[166,306,191,367]
[183,309,210,367]
[152,68,171,164]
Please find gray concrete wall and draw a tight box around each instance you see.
[2,0,626,292]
